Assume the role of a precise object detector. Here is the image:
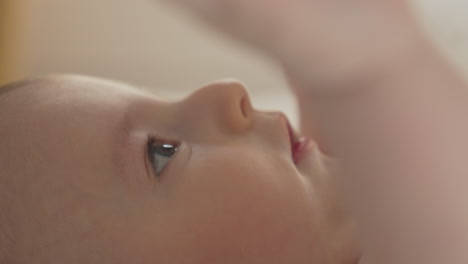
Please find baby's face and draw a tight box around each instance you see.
[0,75,356,263]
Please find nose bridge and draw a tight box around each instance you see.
[180,79,254,136]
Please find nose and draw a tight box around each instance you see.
[179,79,254,134]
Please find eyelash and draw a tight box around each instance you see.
[146,134,180,178]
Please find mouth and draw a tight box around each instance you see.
[281,114,311,164]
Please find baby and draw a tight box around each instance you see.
[3,0,468,263]
[0,75,358,263]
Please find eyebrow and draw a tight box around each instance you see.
[0,78,37,99]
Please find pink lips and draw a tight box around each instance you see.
[282,115,311,164]
[291,137,311,164]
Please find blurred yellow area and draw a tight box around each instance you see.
[0,1,17,85]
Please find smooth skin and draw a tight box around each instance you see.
[0,75,358,263]
[165,0,468,263]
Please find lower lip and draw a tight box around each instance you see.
[292,137,312,164]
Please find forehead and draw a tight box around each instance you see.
[0,76,178,142]
[1,77,166,132]
[0,74,153,154]
[0,76,153,184]
[0,75,158,156]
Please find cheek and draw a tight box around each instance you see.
[152,147,319,262]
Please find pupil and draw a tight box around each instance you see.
[157,144,176,157]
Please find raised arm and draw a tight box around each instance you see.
[162,1,468,263]
[292,39,468,264]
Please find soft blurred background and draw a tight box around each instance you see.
[1,0,468,126]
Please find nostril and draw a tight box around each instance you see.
[240,96,248,118]
[240,93,254,119]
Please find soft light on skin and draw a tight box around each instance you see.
[0,75,359,264]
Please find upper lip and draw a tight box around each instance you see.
[278,113,298,151]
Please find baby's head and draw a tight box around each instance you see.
[0,75,357,263]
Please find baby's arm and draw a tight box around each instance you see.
[293,38,468,264]
[164,1,468,263]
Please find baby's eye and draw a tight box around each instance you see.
[147,137,179,177]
